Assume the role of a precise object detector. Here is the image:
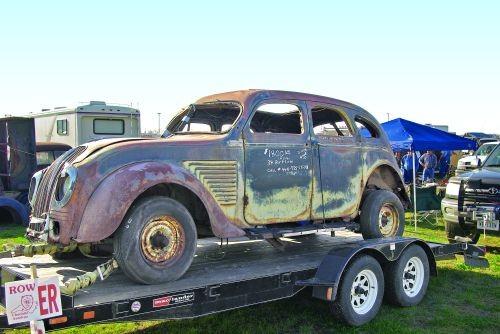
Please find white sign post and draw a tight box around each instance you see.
[5,266,61,332]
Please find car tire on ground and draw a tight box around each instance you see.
[359,190,405,239]
[384,244,430,307]
[114,196,197,284]
[330,255,384,326]
[444,219,480,244]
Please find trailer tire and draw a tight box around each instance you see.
[385,244,430,307]
[114,196,197,284]
[444,220,480,244]
[360,190,405,239]
[330,255,384,326]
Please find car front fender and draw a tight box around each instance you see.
[75,161,245,243]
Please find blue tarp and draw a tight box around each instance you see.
[377,118,477,152]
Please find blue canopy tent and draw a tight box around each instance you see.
[378,118,477,152]
[370,118,477,230]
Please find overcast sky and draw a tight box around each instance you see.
[1,1,498,134]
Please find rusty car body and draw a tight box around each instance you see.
[27,90,409,284]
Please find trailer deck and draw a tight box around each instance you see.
[0,231,488,330]
[2,232,357,307]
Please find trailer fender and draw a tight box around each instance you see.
[296,238,437,301]
[0,197,29,226]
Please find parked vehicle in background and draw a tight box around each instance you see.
[27,90,410,285]
[30,101,140,147]
[0,117,36,225]
[442,143,500,243]
[35,142,72,171]
[456,142,499,175]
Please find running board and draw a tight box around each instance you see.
[244,221,358,240]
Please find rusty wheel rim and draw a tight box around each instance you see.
[140,215,185,265]
[378,204,399,236]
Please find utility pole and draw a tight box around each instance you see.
[386,113,390,122]
[157,112,161,134]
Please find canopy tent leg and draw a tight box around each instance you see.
[413,152,417,231]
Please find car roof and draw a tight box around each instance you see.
[195,89,369,114]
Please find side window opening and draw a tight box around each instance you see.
[249,103,303,134]
[311,107,353,137]
[56,119,68,135]
[180,123,212,132]
[355,117,380,138]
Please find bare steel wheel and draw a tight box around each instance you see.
[141,215,185,265]
[378,204,399,237]
[114,196,197,284]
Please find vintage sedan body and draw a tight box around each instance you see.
[28,90,409,284]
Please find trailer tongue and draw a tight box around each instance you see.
[0,231,488,330]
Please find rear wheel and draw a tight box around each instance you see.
[330,255,384,326]
[384,244,430,306]
[444,220,480,244]
[360,190,405,239]
[114,196,197,284]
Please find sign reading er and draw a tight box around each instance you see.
[5,277,62,325]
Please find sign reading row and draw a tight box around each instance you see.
[5,276,62,325]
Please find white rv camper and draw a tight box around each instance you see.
[30,101,140,147]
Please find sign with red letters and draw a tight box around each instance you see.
[5,277,62,325]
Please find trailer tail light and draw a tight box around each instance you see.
[49,316,68,325]
[6,144,10,162]
[83,310,95,320]
[326,287,333,301]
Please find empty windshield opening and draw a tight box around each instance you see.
[168,103,241,134]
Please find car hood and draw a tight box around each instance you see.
[458,167,500,186]
[73,137,152,164]
[458,155,484,164]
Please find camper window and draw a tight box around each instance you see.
[57,119,68,135]
[94,119,125,135]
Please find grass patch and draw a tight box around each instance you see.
[1,216,499,334]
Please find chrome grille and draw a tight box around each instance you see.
[32,146,86,217]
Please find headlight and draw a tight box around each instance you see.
[445,182,460,198]
[28,169,45,206]
[53,164,77,208]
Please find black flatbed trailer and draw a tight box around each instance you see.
[0,231,488,330]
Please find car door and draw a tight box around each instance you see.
[243,101,313,225]
[307,102,363,219]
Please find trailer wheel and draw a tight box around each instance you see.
[114,196,197,284]
[330,255,384,326]
[359,190,405,239]
[385,244,430,307]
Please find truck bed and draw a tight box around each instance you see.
[0,231,362,307]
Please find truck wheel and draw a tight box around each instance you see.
[359,190,405,239]
[330,255,384,326]
[444,220,480,244]
[114,196,197,284]
[384,244,430,307]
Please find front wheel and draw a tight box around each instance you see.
[114,196,197,284]
[359,190,405,239]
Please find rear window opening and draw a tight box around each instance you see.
[167,102,241,134]
[94,119,125,135]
